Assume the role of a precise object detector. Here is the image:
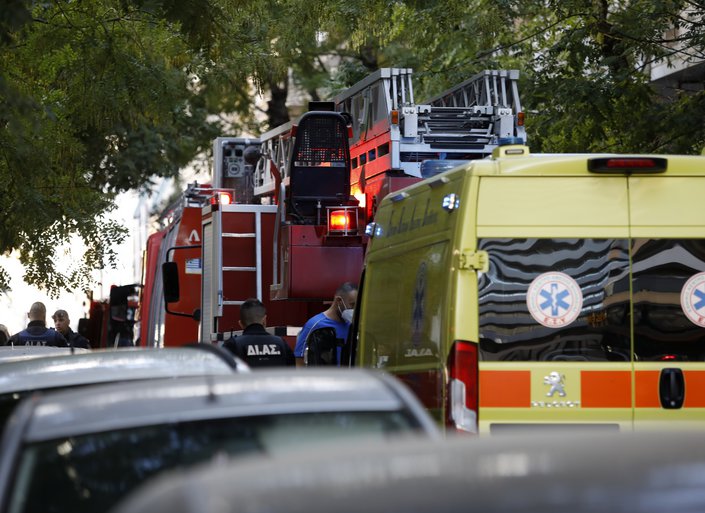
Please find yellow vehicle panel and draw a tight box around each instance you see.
[477,176,629,238]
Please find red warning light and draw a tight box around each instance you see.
[328,209,358,235]
[210,191,233,205]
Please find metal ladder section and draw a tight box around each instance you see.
[332,68,414,143]
[333,67,525,155]
[217,208,265,308]
[420,69,525,147]
[425,69,522,111]
[252,121,295,200]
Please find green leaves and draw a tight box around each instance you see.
[0,0,209,294]
[2,0,705,295]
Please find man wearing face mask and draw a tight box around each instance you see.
[294,282,358,367]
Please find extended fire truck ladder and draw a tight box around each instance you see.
[333,68,525,179]
[423,69,524,149]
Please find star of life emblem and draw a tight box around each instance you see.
[527,272,583,328]
[681,272,705,328]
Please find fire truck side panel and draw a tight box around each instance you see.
[166,206,203,327]
[201,205,274,341]
[274,225,364,301]
[151,206,201,347]
[353,173,422,223]
[357,147,705,433]
[201,204,324,345]
[139,230,165,347]
[220,210,259,310]
[200,212,216,343]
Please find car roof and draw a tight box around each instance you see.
[0,346,246,396]
[112,430,705,513]
[20,368,438,441]
[0,345,91,362]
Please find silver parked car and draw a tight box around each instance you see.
[0,345,248,431]
[0,368,439,513]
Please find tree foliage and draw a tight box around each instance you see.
[501,0,705,154]
[2,0,705,294]
[0,0,227,294]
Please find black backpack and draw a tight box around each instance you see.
[305,328,343,366]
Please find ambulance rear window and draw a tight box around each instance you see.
[478,238,631,362]
[477,238,705,362]
[631,239,705,361]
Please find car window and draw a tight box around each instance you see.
[0,394,17,433]
[7,411,420,513]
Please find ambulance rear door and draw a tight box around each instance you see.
[475,168,634,433]
[629,165,705,429]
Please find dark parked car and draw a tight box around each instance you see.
[112,429,705,513]
[0,368,439,513]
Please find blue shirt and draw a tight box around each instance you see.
[294,313,349,358]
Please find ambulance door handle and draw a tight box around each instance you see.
[659,368,685,409]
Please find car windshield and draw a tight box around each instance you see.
[8,410,420,513]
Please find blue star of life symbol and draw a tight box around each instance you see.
[539,283,571,316]
[695,288,705,310]
[411,263,426,347]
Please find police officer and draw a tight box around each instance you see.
[52,309,91,349]
[223,298,295,367]
[8,302,68,347]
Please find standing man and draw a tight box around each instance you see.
[53,309,91,349]
[294,282,358,367]
[223,298,295,367]
[8,302,67,346]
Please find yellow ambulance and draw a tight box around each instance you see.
[351,144,705,434]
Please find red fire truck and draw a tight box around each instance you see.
[140,68,524,350]
[140,116,362,347]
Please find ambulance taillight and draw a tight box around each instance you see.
[588,157,667,173]
[446,340,479,434]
